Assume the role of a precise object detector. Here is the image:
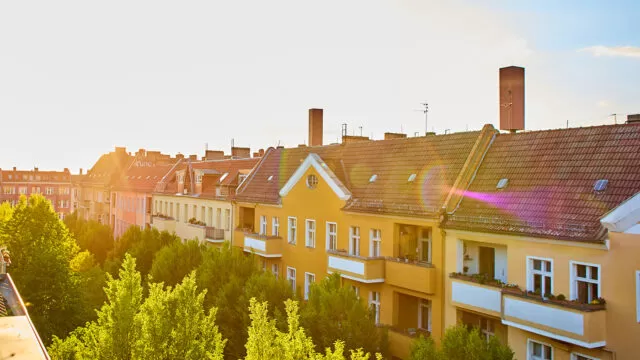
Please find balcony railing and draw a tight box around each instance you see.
[326,250,385,283]
[205,227,225,242]
[243,233,283,257]
[386,326,430,360]
[385,258,436,294]
[449,273,607,348]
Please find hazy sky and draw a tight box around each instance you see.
[1,0,638,172]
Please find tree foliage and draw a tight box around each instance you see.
[409,324,514,360]
[149,239,205,287]
[64,212,114,265]
[0,195,83,343]
[300,273,387,357]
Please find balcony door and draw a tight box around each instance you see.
[479,246,495,277]
[418,228,431,263]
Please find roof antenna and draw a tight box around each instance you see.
[358,126,363,136]
[231,138,234,149]
[205,142,208,152]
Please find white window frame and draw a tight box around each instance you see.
[224,209,230,230]
[272,263,279,278]
[349,226,360,256]
[326,222,337,251]
[636,270,640,323]
[287,267,296,292]
[272,217,280,237]
[418,298,431,332]
[304,272,315,300]
[526,256,554,295]
[370,229,381,257]
[305,219,316,248]
[570,261,601,303]
[288,217,297,244]
[570,353,599,360]
[259,216,267,235]
[352,285,360,298]
[527,339,553,360]
[369,291,380,325]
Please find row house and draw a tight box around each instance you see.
[75,147,133,224]
[233,108,497,359]
[151,152,259,245]
[443,123,640,360]
[0,167,73,219]
[109,149,180,238]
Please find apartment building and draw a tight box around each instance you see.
[0,167,72,219]
[151,152,258,245]
[110,149,180,238]
[76,147,133,224]
[443,123,640,360]
[233,109,497,359]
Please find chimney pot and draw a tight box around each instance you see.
[308,108,323,146]
[80,168,83,175]
[499,66,525,132]
[13,167,16,171]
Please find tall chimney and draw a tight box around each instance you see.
[309,108,323,146]
[499,66,525,132]
[80,168,83,175]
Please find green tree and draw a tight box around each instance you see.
[300,273,387,357]
[105,227,179,277]
[64,212,114,265]
[0,195,83,343]
[70,250,107,323]
[149,239,205,287]
[409,324,514,360]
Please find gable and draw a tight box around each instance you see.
[279,154,351,201]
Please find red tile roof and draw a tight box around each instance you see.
[113,164,175,193]
[236,131,484,217]
[445,123,640,242]
[81,149,133,186]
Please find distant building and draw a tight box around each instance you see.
[0,167,72,219]
[0,249,49,359]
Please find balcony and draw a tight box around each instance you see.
[205,227,225,243]
[387,327,428,360]
[449,274,502,317]
[502,291,606,348]
[385,258,436,294]
[151,215,176,233]
[243,233,283,257]
[326,250,385,283]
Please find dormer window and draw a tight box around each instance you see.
[239,174,248,184]
[195,174,203,183]
[177,173,184,183]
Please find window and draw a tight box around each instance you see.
[571,353,599,360]
[571,262,600,304]
[370,229,381,257]
[259,216,267,235]
[418,299,431,332]
[287,267,296,292]
[272,263,279,278]
[349,226,360,256]
[288,217,297,244]
[527,257,553,296]
[184,204,188,223]
[201,206,205,223]
[224,209,230,230]
[369,291,380,324]
[304,272,315,300]
[326,222,337,251]
[238,174,248,184]
[3,187,15,195]
[479,318,495,342]
[418,228,432,263]
[306,220,316,248]
[352,285,360,298]
[32,187,40,194]
[636,270,640,323]
[272,217,280,237]
[195,174,203,183]
[528,339,552,360]
[45,187,54,195]
[18,187,27,194]
[193,205,197,220]
[306,174,318,189]
[216,208,222,228]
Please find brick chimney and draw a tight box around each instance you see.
[189,154,198,161]
[176,153,184,160]
[205,150,225,161]
[342,135,370,145]
[231,147,251,159]
[499,66,525,132]
[309,108,323,146]
[384,132,407,140]
[627,114,640,124]
[79,168,83,175]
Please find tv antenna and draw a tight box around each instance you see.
[414,102,429,135]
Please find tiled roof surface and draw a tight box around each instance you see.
[236,131,483,217]
[446,123,640,241]
[82,150,133,185]
[114,165,174,193]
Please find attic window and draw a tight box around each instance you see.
[219,173,229,183]
[594,179,608,192]
[306,174,318,189]
[408,173,417,182]
[267,175,274,182]
[496,178,509,190]
[369,174,378,183]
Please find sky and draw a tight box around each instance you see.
[1,0,639,172]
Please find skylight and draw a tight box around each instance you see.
[496,178,509,190]
[267,175,274,181]
[369,174,378,183]
[594,179,608,192]
[408,173,417,182]
[219,173,229,183]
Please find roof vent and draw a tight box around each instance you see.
[408,173,417,182]
[369,174,378,183]
[496,178,509,190]
[594,179,608,192]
